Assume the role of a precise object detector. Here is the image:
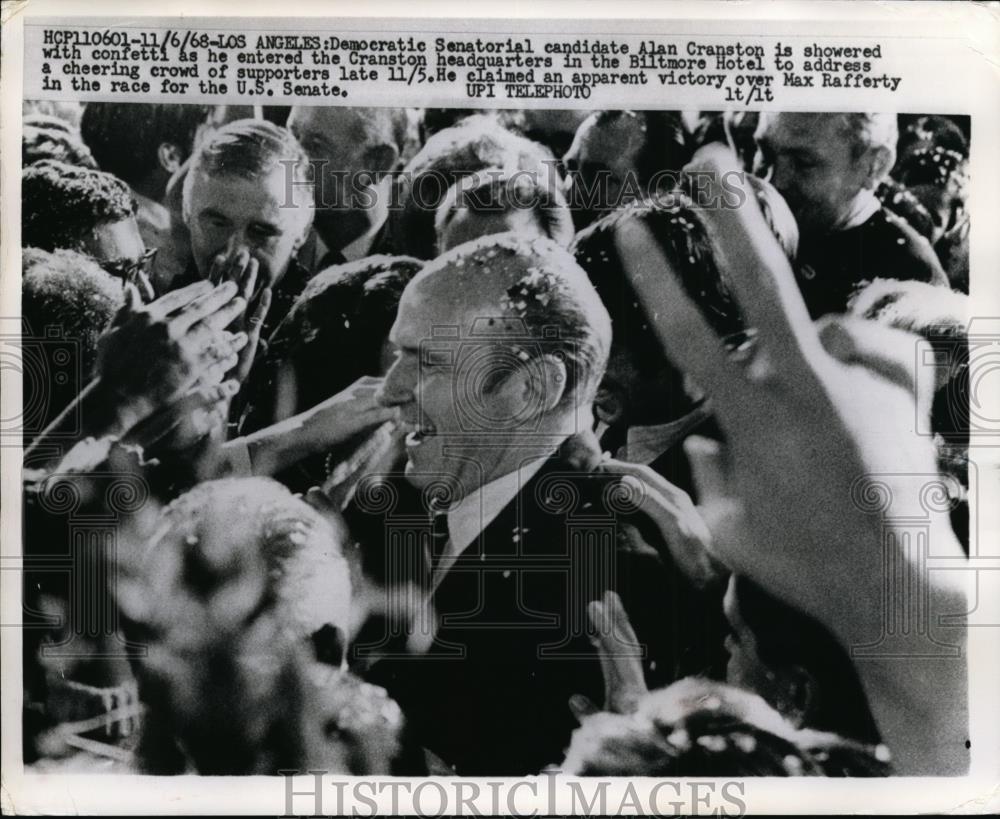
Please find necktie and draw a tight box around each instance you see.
[428,510,450,578]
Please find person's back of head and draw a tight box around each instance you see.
[893,145,969,243]
[22,160,137,255]
[390,115,557,259]
[80,103,211,197]
[896,115,968,166]
[21,247,124,439]
[250,254,423,426]
[435,167,575,253]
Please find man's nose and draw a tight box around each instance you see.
[376,358,415,408]
[226,234,254,256]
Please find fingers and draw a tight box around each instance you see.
[685,144,820,366]
[248,287,271,333]
[209,247,255,293]
[112,283,144,326]
[568,694,599,723]
[683,435,731,507]
[170,281,243,334]
[588,591,647,715]
[208,254,225,286]
[602,460,719,587]
[238,256,260,303]
[149,280,215,319]
[134,272,156,305]
[817,315,927,393]
[230,289,271,385]
[819,316,938,434]
[613,218,748,406]
[125,380,238,449]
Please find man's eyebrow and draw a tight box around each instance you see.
[200,207,231,221]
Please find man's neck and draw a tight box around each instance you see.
[457,406,590,499]
[830,189,881,234]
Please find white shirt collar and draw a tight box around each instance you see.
[833,189,881,233]
[435,456,551,583]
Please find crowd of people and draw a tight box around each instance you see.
[20,100,973,777]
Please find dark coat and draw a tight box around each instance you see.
[347,442,726,775]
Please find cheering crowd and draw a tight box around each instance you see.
[20,102,972,777]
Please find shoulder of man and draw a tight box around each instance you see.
[516,436,670,565]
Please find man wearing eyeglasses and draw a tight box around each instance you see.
[21,159,158,301]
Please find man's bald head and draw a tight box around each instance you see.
[409,233,612,410]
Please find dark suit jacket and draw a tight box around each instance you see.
[346,443,726,775]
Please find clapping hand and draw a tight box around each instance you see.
[208,247,272,386]
[94,280,248,430]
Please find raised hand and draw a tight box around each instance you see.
[94,280,248,432]
[569,591,649,723]
[208,247,272,386]
[617,143,969,774]
[301,377,400,453]
[219,377,400,479]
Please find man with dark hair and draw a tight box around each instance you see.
[572,194,745,488]
[434,168,575,253]
[182,119,315,335]
[349,233,717,775]
[80,103,210,199]
[562,110,690,229]
[386,114,558,260]
[80,103,213,290]
[753,112,948,317]
[286,106,412,269]
[21,160,155,299]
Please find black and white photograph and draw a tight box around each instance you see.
[3,2,999,816]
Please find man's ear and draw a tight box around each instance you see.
[863,144,894,191]
[593,384,625,427]
[495,353,567,418]
[526,353,568,414]
[157,142,185,175]
[363,142,400,177]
